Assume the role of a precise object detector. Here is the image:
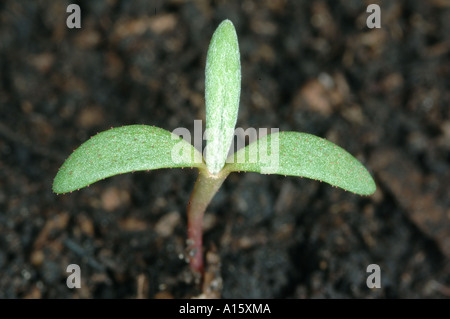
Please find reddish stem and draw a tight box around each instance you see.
[187,168,228,274]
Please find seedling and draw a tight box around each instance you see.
[53,20,375,276]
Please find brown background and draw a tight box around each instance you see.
[0,0,449,298]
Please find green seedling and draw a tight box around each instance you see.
[53,20,376,275]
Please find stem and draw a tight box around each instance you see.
[187,168,229,274]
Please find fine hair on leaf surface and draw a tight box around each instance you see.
[224,131,376,195]
[53,125,204,194]
[204,19,241,175]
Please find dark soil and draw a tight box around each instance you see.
[0,0,449,298]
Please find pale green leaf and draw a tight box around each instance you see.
[224,131,376,195]
[205,19,241,174]
[53,125,204,194]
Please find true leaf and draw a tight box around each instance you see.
[224,131,376,195]
[204,19,241,175]
[53,125,204,194]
